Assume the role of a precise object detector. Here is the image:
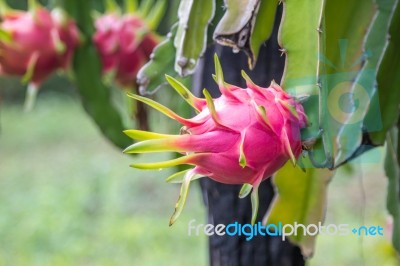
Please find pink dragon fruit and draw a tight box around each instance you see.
[0,6,80,85]
[93,12,158,88]
[123,55,308,225]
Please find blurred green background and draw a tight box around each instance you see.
[0,78,398,265]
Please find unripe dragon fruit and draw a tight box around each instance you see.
[0,6,80,85]
[124,55,308,225]
[93,12,158,88]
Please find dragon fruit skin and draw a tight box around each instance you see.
[0,7,80,85]
[123,55,308,225]
[93,13,158,87]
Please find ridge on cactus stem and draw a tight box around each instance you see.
[124,54,308,226]
[93,1,162,88]
[0,1,81,110]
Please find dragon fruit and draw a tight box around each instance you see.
[93,12,158,88]
[0,6,80,85]
[123,55,308,225]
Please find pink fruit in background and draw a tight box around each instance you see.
[123,55,308,225]
[0,7,80,85]
[93,12,158,87]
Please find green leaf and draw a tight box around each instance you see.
[105,0,120,13]
[126,92,193,125]
[174,0,215,76]
[130,154,198,170]
[124,0,138,13]
[238,183,252,198]
[0,29,12,44]
[368,2,400,145]
[169,171,196,225]
[0,0,12,16]
[166,169,191,183]
[165,74,204,111]
[203,88,221,125]
[136,24,178,95]
[146,0,167,30]
[238,130,247,168]
[22,52,39,84]
[123,129,174,140]
[384,126,400,255]
[138,0,153,17]
[265,157,334,257]
[123,138,179,154]
[166,169,204,183]
[249,0,278,68]
[213,54,224,87]
[28,0,39,11]
[250,185,259,226]
[213,0,260,67]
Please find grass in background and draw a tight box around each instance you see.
[0,94,398,265]
[0,94,207,266]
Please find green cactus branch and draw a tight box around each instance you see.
[174,0,215,76]
[62,0,132,149]
[265,158,334,257]
[137,24,179,95]
[249,0,278,67]
[368,1,400,145]
[336,0,398,166]
[323,0,375,167]
[385,125,400,254]
[213,0,260,68]
[277,0,332,168]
